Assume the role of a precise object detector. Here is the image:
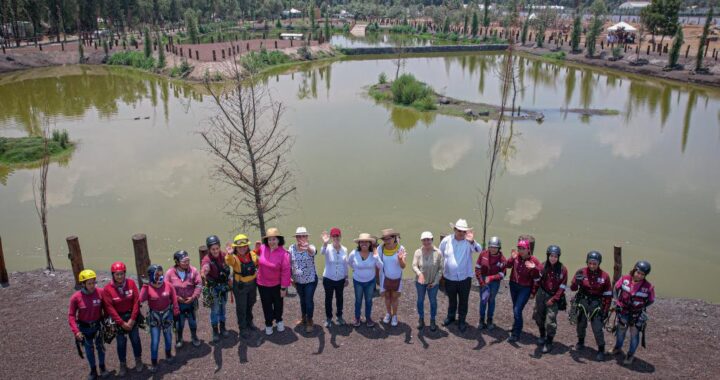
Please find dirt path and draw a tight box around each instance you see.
[0,270,718,378]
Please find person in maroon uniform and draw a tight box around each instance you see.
[102,262,142,375]
[505,239,542,342]
[68,269,109,380]
[201,235,231,342]
[139,264,180,373]
[611,260,655,365]
[165,250,202,348]
[570,251,613,361]
[532,245,568,353]
[474,236,507,330]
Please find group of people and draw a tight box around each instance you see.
[68,218,655,379]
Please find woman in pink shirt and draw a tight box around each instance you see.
[257,228,292,336]
[68,269,108,380]
[139,264,180,373]
[165,251,202,348]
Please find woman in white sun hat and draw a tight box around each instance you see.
[413,231,443,331]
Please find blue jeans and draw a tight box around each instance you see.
[509,281,532,337]
[210,290,227,325]
[150,314,173,362]
[353,278,375,320]
[296,276,318,319]
[79,323,105,371]
[615,313,642,355]
[177,302,197,336]
[115,325,142,363]
[479,278,501,321]
[415,282,439,320]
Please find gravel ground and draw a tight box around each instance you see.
[0,270,718,379]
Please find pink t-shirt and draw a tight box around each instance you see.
[256,244,291,288]
[139,282,180,316]
[68,289,104,335]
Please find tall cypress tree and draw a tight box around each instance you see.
[696,7,713,71]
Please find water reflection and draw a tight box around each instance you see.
[430,136,473,171]
[505,198,543,225]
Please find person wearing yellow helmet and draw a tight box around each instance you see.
[225,233,259,339]
[68,269,109,379]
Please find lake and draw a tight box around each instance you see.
[1,54,718,302]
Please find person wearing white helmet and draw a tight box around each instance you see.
[413,231,443,331]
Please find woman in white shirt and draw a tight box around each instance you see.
[320,228,349,328]
[347,233,383,328]
[378,228,407,327]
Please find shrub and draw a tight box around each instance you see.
[107,51,156,70]
[412,96,437,111]
[378,72,387,84]
[542,51,566,60]
[391,74,433,106]
[240,49,291,73]
[170,59,193,78]
[297,46,312,60]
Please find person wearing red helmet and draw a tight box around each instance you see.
[570,251,613,361]
[611,261,655,366]
[102,262,143,376]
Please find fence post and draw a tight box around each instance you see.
[613,245,623,284]
[66,236,85,289]
[0,236,9,286]
[198,245,208,267]
[195,50,199,60]
[132,234,151,287]
[685,45,690,58]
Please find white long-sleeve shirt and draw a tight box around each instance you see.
[439,235,481,281]
[321,244,348,281]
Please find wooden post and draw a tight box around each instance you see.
[198,245,208,267]
[66,236,85,289]
[0,236,9,286]
[685,45,690,58]
[132,234,151,287]
[613,245,623,284]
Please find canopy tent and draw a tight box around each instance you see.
[607,22,637,32]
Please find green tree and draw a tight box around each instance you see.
[157,33,166,68]
[143,27,151,58]
[570,11,582,53]
[471,11,479,36]
[585,0,607,58]
[463,12,469,34]
[324,12,331,41]
[483,0,490,28]
[696,7,714,72]
[184,9,199,44]
[521,6,532,45]
[667,24,683,69]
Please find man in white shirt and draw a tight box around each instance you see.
[439,219,482,333]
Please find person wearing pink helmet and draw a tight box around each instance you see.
[101,262,143,376]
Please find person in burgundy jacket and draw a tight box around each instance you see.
[505,239,542,342]
[165,250,202,348]
[139,264,180,373]
[257,227,292,336]
[201,235,231,342]
[570,251,613,361]
[68,269,108,380]
[474,236,507,331]
[611,260,655,366]
[532,245,568,353]
[101,262,142,376]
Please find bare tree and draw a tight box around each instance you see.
[200,62,296,236]
[33,126,54,271]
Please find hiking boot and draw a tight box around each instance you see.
[265,326,273,335]
[417,318,425,329]
[117,362,127,377]
[87,370,98,380]
[324,318,333,327]
[595,346,606,362]
[220,321,229,337]
[383,313,392,324]
[543,339,554,354]
[99,366,110,378]
[575,340,585,350]
[336,317,346,326]
[148,360,158,374]
[442,317,456,327]
[277,321,286,332]
[305,319,314,333]
[391,315,398,327]
[611,347,623,355]
[623,354,635,366]
[430,320,438,332]
[507,335,519,343]
[487,319,495,331]
[536,336,546,346]
[176,340,183,349]
[191,329,201,347]
[299,314,307,325]
[165,352,175,364]
[134,359,144,373]
[478,319,486,330]
[211,324,220,343]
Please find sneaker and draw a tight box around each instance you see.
[117,363,127,378]
[277,321,285,332]
[353,318,362,327]
[611,347,623,355]
[417,318,425,329]
[595,351,606,361]
[175,340,183,349]
[265,326,273,336]
[442,317,455,327]
[623,354,635,365]
[383,313,392,324]
[542,342,553,354]
[324,318,333,328]
[536,336,546,346]
[366,318,376,328]
[147,365,157,374]
[336,317,346,326]
[391,315,398,327]
[429,320,437,332]
[191,336,201,347]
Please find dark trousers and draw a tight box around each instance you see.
[232,279,257,329]
[444,277,471,321]
[323,277,345,319]
[296,276,318,319]
[509,281,532,338]
[258,284,283,327]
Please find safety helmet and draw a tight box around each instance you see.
[586,251,602,264]
[232,234,250,248]
[110,261,126,273]
[206,235,221,248]
[147,264,164,285]
[78,269,97,283]
[546,245,561,257]
[488,236,501,249]
[173,250,189,265]
[633,260,651,276]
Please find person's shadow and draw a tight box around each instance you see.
[379,321,412,344]
[292,323,326,355]
[355,323,390,340]
[326,323,352,348]
[417,327,449,349]
[262,324,300,346]
[236,328,263,364]
[446,323,478,341]
[481,326,510,345]
[139,340,213,378]
[611,351,656,373]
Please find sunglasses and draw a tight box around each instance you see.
[421,238,433,241]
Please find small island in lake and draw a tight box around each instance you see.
[0,130,75,167]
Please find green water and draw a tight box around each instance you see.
[1,55,719,302]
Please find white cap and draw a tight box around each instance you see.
[295,226,309,236]
[420,231,434,240]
